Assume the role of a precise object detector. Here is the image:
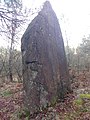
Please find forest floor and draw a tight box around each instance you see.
[0,71,90,120]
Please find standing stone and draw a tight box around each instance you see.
[21,1,71,115]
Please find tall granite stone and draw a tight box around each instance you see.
[21,1,71,115]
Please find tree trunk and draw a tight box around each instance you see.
[8,18,15,82]
[9,41,13,82]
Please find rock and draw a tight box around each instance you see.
[21,1,71,115]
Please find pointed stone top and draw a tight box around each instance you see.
[39,0,56,17]
[43,1,52,10]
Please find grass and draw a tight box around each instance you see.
[74,94,90,106]
[72,93,90,117]
[74,98,83,106]
[2,90,13,97]
[50,96,57,107]
[79,94,90,99]
[18,107,30,119]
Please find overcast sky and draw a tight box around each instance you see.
[0,0,90,49]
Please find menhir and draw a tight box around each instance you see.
[21,1,71,115]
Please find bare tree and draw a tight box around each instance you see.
[0,0,40,82]
[0,0,26,81]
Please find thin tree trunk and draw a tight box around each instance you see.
[9,40,13,82]
[8,17,15,82]
[77,53,79,75]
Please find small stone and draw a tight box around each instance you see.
[48,107,53,112]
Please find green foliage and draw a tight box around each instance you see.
[73,93,90,114]
[80,108,88,112]
[79,94,90,99]
[2,90,13,97]
[18,108,30,120]
[74,98,83,106]
[50,96,57,107]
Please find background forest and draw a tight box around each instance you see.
[0,34,90,83]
